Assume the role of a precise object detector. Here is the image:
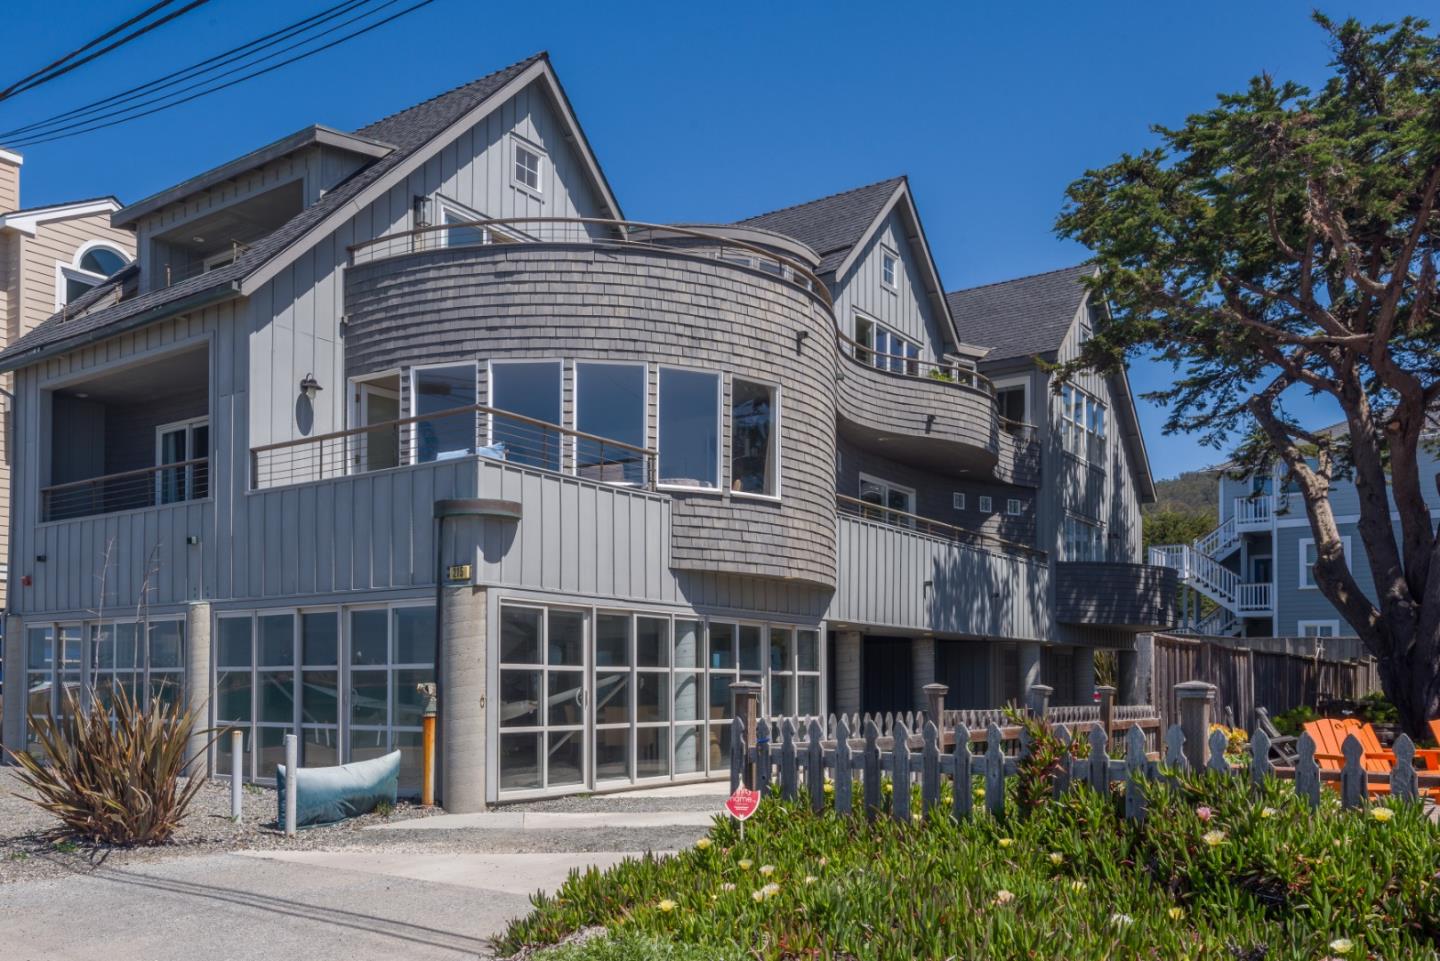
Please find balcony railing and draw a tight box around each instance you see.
[1236,581,1273,614]
[347,217,833,310]
[41,457,210,521]
[250,404,656,491]
[1233,495,1273,529]
[836,493,1044,558]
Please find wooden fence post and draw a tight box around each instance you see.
[1097,684,1116,735]
[731,680,761,789]
[923,683,948,730]
[1174,680,1217,771]
[1027,683,1053,718]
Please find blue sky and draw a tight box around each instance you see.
[4,0,1418,479]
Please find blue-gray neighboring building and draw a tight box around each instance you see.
[0,53,1175,809]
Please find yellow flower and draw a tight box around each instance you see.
[912,813,923,824]
[998,837,1014,848]
[759,864,775,877]
[1049,852,1064,866]
[973,786,986,800]
[823,780,835,795]
[1202,830,1226,848]
[1329,938,1355,954]
[1168,906,1185,921]
[738,858,753,871]
[1260,807,1277,819]
[994,889,1016,906]
[752,882,781,902]
[657,899,676,913]
[1069,880,1087,893]
[1370,807,1395,823]
[804,875,818,884]
[695,837,713,850]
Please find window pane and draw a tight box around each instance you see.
[303,728,340,769]
[258,727,292,781]
[350,669,388,727]
[301,612,338,666]
[769,628,792,672]
[218,618,253,668]
[500,733,541,790]
[674,724,703,775]
[576,362,646,485]
[414,365,476,463]
[738,626,762,672]
[636,617,668,668]
[490,362,562,471]
[595,672,630,724]
[500,670,541,728]
[259,615,294,666]
[443,209,486,248]
[797,630,819,672]
[770,674,793,716]
[501,606,542,664]
[350,610,388,666]
[393,606,435,664]
[80,246,127,276]
[708,672,736,720]
[637,727,669,779]
[708,622,735,670]
[595,614,630,668]
[547,610,585,666]
[799,676,820,716]
[393,668,434,728]
[301,671,338,725]
[93,626,115,669]
[258,671,294,723]
[636,672,668,723]
[658,368,719,488]
[547,730,584,786]
[114,623,140,668]
[731,379,776,495]
[674,671,701,721]
[548,670,584,726]
[216,671,253,722]
[595,727,630,782]
[674,619,701,669]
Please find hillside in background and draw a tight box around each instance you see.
[1142,470,1218,549]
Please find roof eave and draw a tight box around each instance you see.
[0,197,124,236]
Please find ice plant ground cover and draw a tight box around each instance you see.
[500,775,1440,961]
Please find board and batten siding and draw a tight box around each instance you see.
[830,514,1048,641]
[832,207,949,359]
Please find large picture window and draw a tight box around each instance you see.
[854,314,920,375]
[658,368,720,489]
[490,360,562,471]
[575,362,646,485]
[731,379,777,496]
[412,365,476,463]
[1063,515,1105,561]
[1060,384,1106,461]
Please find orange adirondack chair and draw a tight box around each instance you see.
[1303,717,1440,797]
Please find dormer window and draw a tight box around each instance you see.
[880,248,898,290]
[57,242,130,307]
[512,138,544,195]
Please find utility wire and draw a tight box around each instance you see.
[6,0,439,148]
[0,0,180,99]
[0,0,214,103]
[0,0,380,140]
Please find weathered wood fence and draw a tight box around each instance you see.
[1152,633,1381,730]
[729,680,1432,823]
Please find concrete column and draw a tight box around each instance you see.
[834,630,862,714]
[911,635,935,713]
[1017,641,1041,703]
[440,584,487,813]
[183,601,212,776]
[1176,680,1217,770]
[1073,648,1097,704]
[1119,634,1154,706]
[2,615,23,763]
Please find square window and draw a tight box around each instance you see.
[978,495,993,513]
[513,141,543,193]
[953,492,965,511]
[1007,498,1023,515]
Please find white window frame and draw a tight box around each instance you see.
[1298,535,1351,590]
[853,310,920,375]
[487,358,564,471]
[1058,382,1107,462]
[155,416,210,505]
[1063,514,1106,561]
[573,359,648,487]
[1297,619,1340,638]
[992,376,1030,425]
[55,240,130,309]
[656,365,723,493]
[348,370,402,474]
[1006,498,1023,516]
[729,376,781,501]
[880,246,899,291]
[858,473,916,528]
[952,492,965,511]
[409,361,479,465]
[978,495,993,514]
[511,135,545,198]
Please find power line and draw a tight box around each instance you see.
[0,0,381,141]
[6,0,440,148]
[0,0,180,99]
[0,0,215,103]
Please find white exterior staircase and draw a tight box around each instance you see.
[1149,501,1274,632]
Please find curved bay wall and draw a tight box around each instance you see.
[343,243,838,588]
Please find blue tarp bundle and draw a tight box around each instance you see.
[276,750,400,828]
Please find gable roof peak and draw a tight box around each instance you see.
[356,51,548,146]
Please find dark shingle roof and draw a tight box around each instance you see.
[736,177,903,275]
[945,264,1094,361]
[0,53,546,370]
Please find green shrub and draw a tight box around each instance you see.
[1272,704,1319,737]
[499,776,1440,960]
[8,685,211,846]
[1356,691,1400,726]
[534,931,737,961]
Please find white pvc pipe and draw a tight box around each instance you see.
[230,729,243,820]
[283,733,298,837]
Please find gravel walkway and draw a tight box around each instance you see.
[1,768,722,886]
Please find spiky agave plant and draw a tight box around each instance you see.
[7,683,212,846]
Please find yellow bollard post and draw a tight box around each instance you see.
[418,682,438,807]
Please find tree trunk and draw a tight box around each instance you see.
[1373,610,1440,739]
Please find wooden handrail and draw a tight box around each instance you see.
[40,457,208,496]
[836,492,1046,558]
[250,403,656,459]
[346,216,834,310]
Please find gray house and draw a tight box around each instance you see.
[0,53,1175,810]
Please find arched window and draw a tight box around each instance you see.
[57,241,130,307]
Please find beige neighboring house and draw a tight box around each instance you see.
[0,148,132,613]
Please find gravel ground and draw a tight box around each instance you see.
[0,768,721,886]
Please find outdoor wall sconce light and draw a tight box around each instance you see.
[299,373,323,401]
[795,330,810,354]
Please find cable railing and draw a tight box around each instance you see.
[41,458,210,522]
[347,216,834,310]
[836,492,1044,559]
[250,403,656,491]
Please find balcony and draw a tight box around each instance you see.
[1236,582,1273,615]
[1055,561,1179,631]
[834,337,1003,478]
[1233,495,1273,531]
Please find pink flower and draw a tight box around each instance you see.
[1195,806,1213,822]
